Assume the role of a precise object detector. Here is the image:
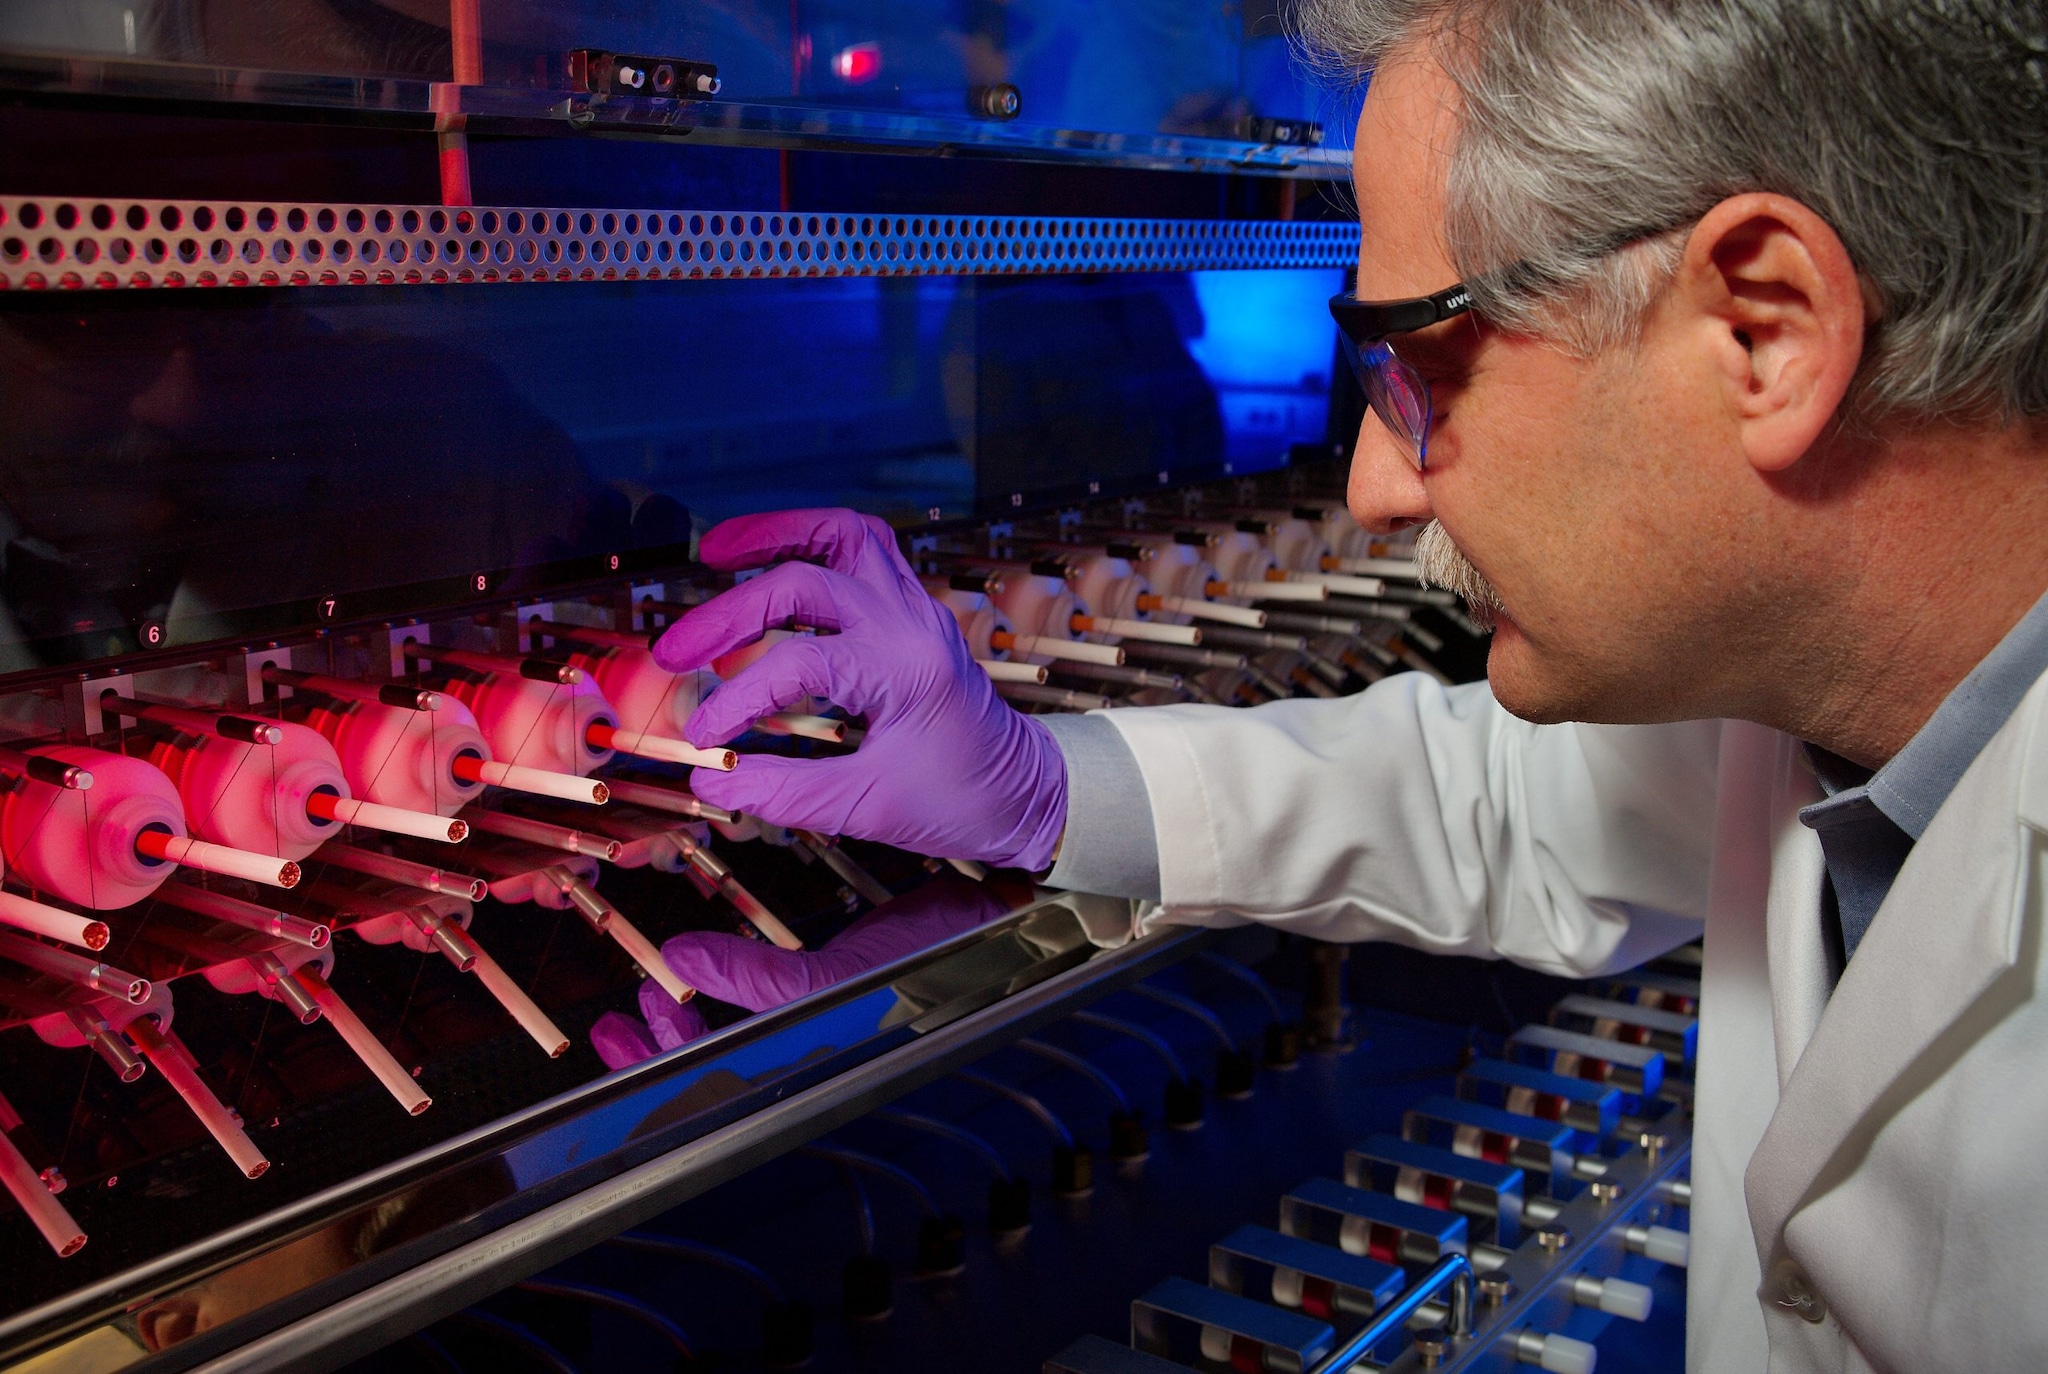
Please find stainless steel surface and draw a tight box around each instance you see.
[0,194,1359,292]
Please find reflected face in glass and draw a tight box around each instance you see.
[132,1223,355,1352]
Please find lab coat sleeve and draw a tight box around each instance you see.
[1096,672,1722,978]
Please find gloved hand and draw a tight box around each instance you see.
[588,980,711,1070]
[657,875,1011,1012]
[652,508,1068,870]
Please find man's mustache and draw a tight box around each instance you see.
[1413,520,1505,632]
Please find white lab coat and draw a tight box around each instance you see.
[1096,669,2048,1372]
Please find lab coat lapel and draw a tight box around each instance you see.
[1744,676,2044,1273]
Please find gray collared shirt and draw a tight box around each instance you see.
[1799,586,2048,968]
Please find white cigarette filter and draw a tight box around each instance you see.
[1328,554,1422,580]
[991,632,1124,667]
[458,757,611,804]
[0,1122,85,1257]
[0,890,108,952]
[1071,615,1201,646]
[978,658,1048,684]
[1142,594,1267,629]
[588,725,737,771]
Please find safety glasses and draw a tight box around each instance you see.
[1328,282,1475,472]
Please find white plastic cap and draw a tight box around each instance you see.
[1537,1333,1598,1374]
[1597,1277,1654,1322]
[1642,1225,1691,1267]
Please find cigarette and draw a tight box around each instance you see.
[1290,571,1387,598]
[0,930,149,1003]
[586,724,736,771]
[315,843,488,901]
[538,866,696,1002]
[460,808,621,860]
[402,640,582,685]
[293,966,432,1116]
[994,682,1113,712]
[263,667,441,711]
[0,749,90,790]
[669,836,803,949]
[0,1113,85,1257]
[795,831,895,906]
[754,713,847,743]
[452,930,570,1057]
[452,754,609,804]
[134,831,300,889]
[125,1018,269,1179]
[596,776,734,823]
[1140,595,1267,629]
[0,893,107,952]
[1325,554,1421,580]
[1069,614,1201,646]
[151,882,329,949]
[978,659,1048,684]
[307,793,467,843]
[1205,578,1329,603]
[104,692,283,746]
[988,632,1124,667]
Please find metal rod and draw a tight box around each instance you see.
[460,809,620,861]
[0,930,149,1003]
[1305,1254,1474,1372]
[402,640,581,685]
[795,831,895,906]
[954,1069,1073,1147]
[1014,1038,1131,1114]
[594,776,734,823]
[103,691,282,745]
[538,867,694,1004]
[666,835,802,949]
[1130,985,1237,1050]
[263,668,441,712]
[151,881,329,948]
[1068,1009,1189,1081]
[995,683,1112,712]
[0,748,90,790]
[313,844,488,901]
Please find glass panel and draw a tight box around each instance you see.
[0,266,1338,673]
[0,0,1324,142]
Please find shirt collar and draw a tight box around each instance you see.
[1864,586,2048,839]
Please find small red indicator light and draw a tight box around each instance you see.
[833,42,882,84]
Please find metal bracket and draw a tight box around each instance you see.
[234,649,296,708]
[62,674,134,739]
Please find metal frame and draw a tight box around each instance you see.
[0,195,1360,292]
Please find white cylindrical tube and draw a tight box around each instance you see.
[1072,615,1200,646]
[455,756,610,804]
[1574,1274,1653,1321]
[294,968,431,1116]
[461,808,621,861]
[456,932,570,1057]
[308,794,468,844]
[0,1125,85,1257]
[0,892,107,952]
[977,659,1047,684]
[1329,555,1421,579]
[1629,1224,1691,1267]
[1149,596,1267,628]
[135,832,300,889]
[754,713,847,743]
[151,882,328,950]
[314,844,488,902]
[604,910,694,1005]
[1292,572,1387,597]
[0,930,149,1003]
[595,777,731,823]
[587,725,736,771]
[1208,579,1329,603]
[127,1019,269,1179]
[995,633,1123,666]
[1515,1330,1598,1374]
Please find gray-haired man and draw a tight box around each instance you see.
[661,3,2048,1367]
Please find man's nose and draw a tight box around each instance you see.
[1346,412,1434,534]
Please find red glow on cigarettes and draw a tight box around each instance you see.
[833,42,882,83]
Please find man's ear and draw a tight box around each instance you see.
[1674,192,1866,473]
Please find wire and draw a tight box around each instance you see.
[443,1311,578,1374]
[1131,984,1238,1051]
[1014,1037,1132,1114]
[402,1331,463,1374]
[953,1069,1075,1148]
[604,1233,786,1304]
[1196,951,1287,1020]
[871,1109,1013,1181]
[842,1160,876,1254]
[513,1280,694,1360]
[1069,1009,1190,1081]
[802,1144,941,1216]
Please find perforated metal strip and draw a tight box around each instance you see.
[0,196,1359,291]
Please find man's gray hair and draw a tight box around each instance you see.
[1292,0,2048,423]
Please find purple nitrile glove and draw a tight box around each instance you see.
[587,982,711,1070]
[657,875,1010,1013]
[651,508,1068,870]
